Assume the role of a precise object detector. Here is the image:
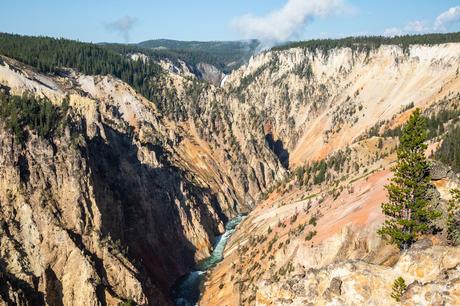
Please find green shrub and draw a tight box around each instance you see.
[447,189,460,245]
[391,277,407,302]
[308,216,317,227]
[290,213,298,224]
[118,300,137,306]
[305,230,317,241]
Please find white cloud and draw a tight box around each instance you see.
[106,16,138,42]
[404,20,429,33]
[231,0,348,44]
[384,20,430,37]
[435,6,460,30]
[384,6,460,37]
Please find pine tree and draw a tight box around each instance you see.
[447,189,460,245]
[391,277,407,302]
[378,109,441,249]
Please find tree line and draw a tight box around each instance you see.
[273,32,460,53]
[0,33,163,102]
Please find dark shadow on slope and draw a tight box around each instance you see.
[84,124,226,304]
[44,267,63,306]
[17,154,30,183]
[265,133,289,169]
[0,259,45,306]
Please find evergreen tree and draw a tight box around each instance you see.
[0,93,66,144]
[435,125,460,173]
[295,166,305,185]
[447,189,460,245]
[391,277,407,302]
[378,109,441,249]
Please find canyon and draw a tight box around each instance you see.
[0,34,459,306]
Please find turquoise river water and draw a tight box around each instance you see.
[172,215,245,306]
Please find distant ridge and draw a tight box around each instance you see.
[273,31,460,52]
[137,39,260,72]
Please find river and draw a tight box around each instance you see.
[172,215,245,306]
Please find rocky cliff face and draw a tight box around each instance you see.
[0,41,460,306]
[224,43,460,165]
[200,163,460,305]
[199,43,460,305]
[256,244,460,305]
[0,56,284,305]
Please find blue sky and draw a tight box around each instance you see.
[1,0,460,43]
